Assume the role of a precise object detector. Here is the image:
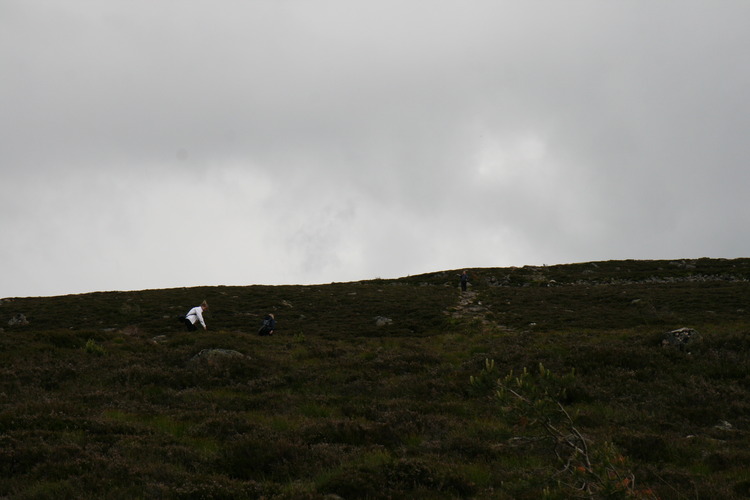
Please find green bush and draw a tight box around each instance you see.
[83,339,106,356]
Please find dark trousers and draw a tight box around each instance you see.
[184,318,197,331]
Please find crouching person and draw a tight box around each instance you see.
[258,313,276,336]
[181,301,208,332]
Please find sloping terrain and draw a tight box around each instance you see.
[2,258,750,498]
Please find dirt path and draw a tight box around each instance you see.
[445,290,492,325]
[448,290,484,318]
[444,289,514,333]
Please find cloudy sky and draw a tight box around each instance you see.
[2,1,749,298]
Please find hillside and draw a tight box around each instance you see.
[2,258,750,499]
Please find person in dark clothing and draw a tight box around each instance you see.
[460,271,469,292]
[258,313,276,336]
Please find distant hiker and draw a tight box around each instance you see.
[181,301,208,331]
[460,271,469,292]
[258,313,276,336]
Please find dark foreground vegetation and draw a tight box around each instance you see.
[2,258,750,499]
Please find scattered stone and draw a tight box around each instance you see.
[120,303,141,315]
[120,325,142,336]
[661,327,702,350]
[190,348,247,363]
[374,316,392,327]
[189,348,250,372]
[484,275,515,287]
[8,313,28,326]
[194,348,244,358]
[715,420,734,431]
[151,335,168,344]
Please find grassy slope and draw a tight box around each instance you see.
[1,258,750,498]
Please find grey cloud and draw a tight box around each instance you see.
[2,0,750,297]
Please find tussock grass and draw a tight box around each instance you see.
[1,258,750,498]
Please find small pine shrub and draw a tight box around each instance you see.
[477,362,657,499]
[83,339,106,356]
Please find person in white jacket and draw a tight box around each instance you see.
[182,301,208,331]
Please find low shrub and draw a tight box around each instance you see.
[84,339,106,356]
[3,258,750,498]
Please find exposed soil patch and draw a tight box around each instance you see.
[445,289,511,332]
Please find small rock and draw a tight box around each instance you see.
[715,420,733,431]
[189,348,250,371]
[191,348,247,362]
[120,325,141,336]
[661,327,702,350]
[8,313,29,326]
[120,303,141,315]
[374,316,392,327]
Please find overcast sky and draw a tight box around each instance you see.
[2,1,749,298]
